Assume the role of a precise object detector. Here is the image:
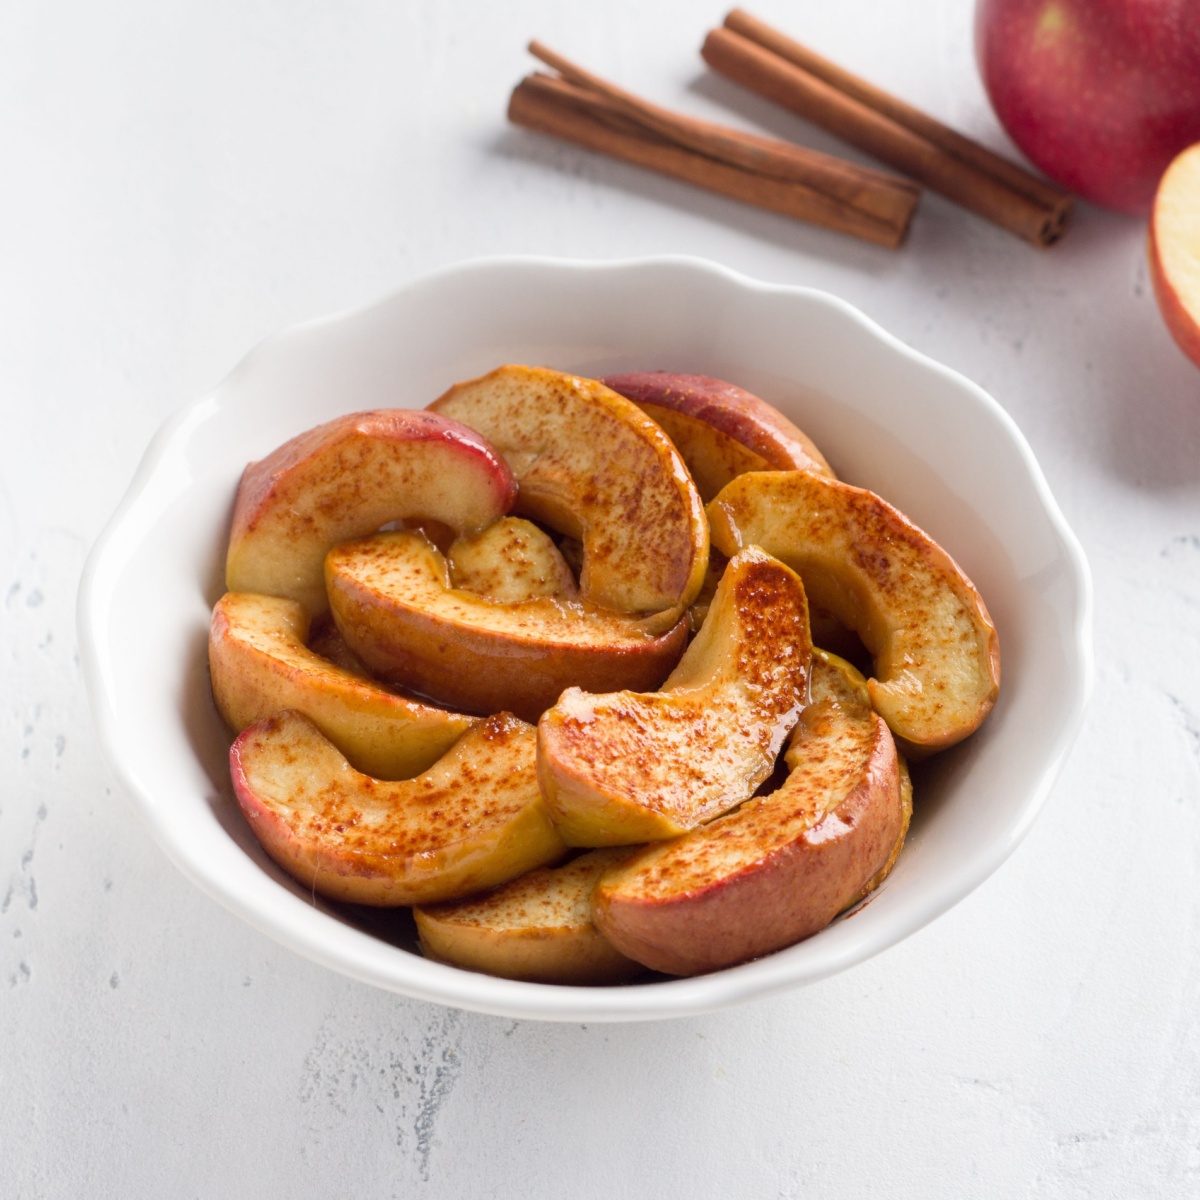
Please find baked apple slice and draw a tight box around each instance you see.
[209,592,475,780]
[325,532,688,723]
[592,651,907,976]
[537,545,812,846]
[602,371,834,500]
[429,365,708,624]
[230,709,566,906]
[226,409,517,617]
[447,516,578,602]
[708,470,1000,753]
[414,849,644,985]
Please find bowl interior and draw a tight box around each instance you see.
[79,257,1091,1021]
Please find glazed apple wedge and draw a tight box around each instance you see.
[537,545,812,846]
[226,409,517,617]
[210,592,475,780]
[592,651,909,976]
[602,371,834,500]
[230,709,566,906]
[429,365,708,626]
[326,532,688,723]
[708,471,1000,753]
[447,516,578,603]
[414,849,644,985]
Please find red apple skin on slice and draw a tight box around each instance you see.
[1149,142,1200,371]
[325,532,688,723]
[429,365,708,624]
[591,651,906,976]
[225,409,517,617]
[229,709,567,906]
[602,371,834,500]
[209,592,475,780]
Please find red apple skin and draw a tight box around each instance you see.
[602,372,833,478]
[976,0,1200,214]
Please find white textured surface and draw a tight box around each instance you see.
[3,0,1198,1195]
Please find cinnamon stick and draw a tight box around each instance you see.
[508,45,920,249]
[704,12,1073,247]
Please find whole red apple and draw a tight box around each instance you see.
[976,0,1200,214]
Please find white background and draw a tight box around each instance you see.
[4,1,1199,1196]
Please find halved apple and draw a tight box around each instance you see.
[536,545,812,846]
[225,409,517,617]
[229,709,567,906]
[591,651,906,976]
[429,365,708,623]
[603,371,834,500]
[209,592,476,780]
[1149,141,1200,371]
[707,471,1000,753]
[414,849,644,985]
[447,516,578,603]
[325,532,689,723]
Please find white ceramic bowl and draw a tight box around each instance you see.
[78,256,1092,1022]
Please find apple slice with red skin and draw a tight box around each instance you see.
[414,849,644,985]
[210,592,477,780]
[429,365,708,626]
[1150,141,1200,371]
[602,371,834,500]
[325,532,689,723]
[226,409,517,617]
[536,545,812,846]
[707,470,1000,755]
[591,651,908,977]
[229,709,566,906]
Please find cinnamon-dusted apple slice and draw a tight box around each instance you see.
[537,545,812,847]
[414,849,644,985]
[603,371,834,501]
[230,709,567,906]
[326,532,688,723]
[429,365,708,624]
[226,409,517,617]
[708,471,1000,754]
[592,651,907,976]
[447,516,578,603]
[209,592,475,780]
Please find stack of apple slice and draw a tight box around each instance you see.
[210,364,999,982]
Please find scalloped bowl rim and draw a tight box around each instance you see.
[78,255,1094,1022]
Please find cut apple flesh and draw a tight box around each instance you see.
[209,592,476,780]
[225,409,517,617]
[1149,142,1200,370]
[429,365,708,623]
[602,371,834,494]
[229,709,566,906]
[447,516,578,603]
[592,651,906,976]
[414,849,644,985]
[708,471,1000,753]
[536,545,812,846]
[325,532,689,723]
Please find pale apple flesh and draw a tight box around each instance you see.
[1149,142,1200,371]
[325,532,689,723]
[447,516,578,603]
[229,709,567,906]
[225,409,517,617]
[209,591,476,780]
[414,849,645,985]
[707,471,1000,754]
[602,371,835,499]
[429,365,708,625]
[591,651,906,976]
[536,545,812,846]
